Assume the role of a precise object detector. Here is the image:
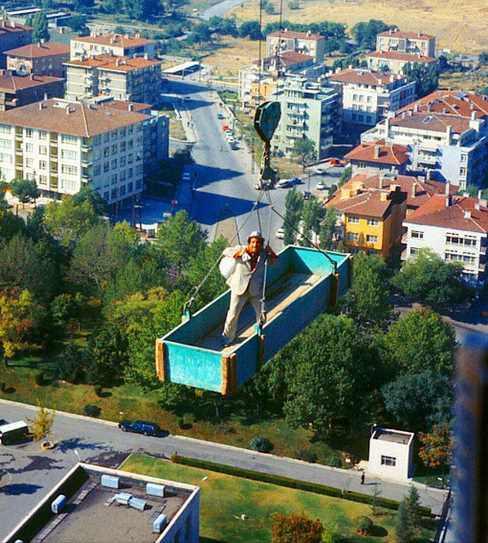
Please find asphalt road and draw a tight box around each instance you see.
[0,400,448,540]
[201,0,244,19]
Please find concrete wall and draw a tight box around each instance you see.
[368,430,414,480]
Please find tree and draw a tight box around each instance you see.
[418,423,452,469]
[44,195,100,248]
[352,20,391,49]
[403,62,439,97]
[395,500,415,543]
[271,513,324,543]
[479,51,488,65]
[338,165,352,187]
[279,314,376,437]
[187,22,212,44]
[56,344,87,383]
[300,197,323,246]
[0,209,24,240]
[0,289,45,359]
[86,325,128,386]
[10,179,39,207]
[73,0,95,11]
[50,293,84,335]
[29,406,54,442]
[156,211,206,277]
[30,12,50,42]
[342,253,392,326]
[0,234,58,302]
[319,207,337,250]
[392,248,469,308]
[124,0,161,20]
[382,308,456,376]
[239,20,262,40]
[292,136,316,170]
[382,371,453,431]
[404,486,421,533]
[283,188,304,245]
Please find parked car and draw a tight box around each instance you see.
[217,112,224,120]
[291,177,302,185]
[314,166,328,175]
[275,227,285,239]
[276,179,293,188]
[316,181,327,190]
[118,420,163,437]
[303,191,311,200]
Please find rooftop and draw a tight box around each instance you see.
[389,111,472,134]
[373,428,413,445]
[73,33,155,48]
[345,141,409,166]
[0,19,31,34]
[267,29,323,41]
[0,72,63,91]
[279,50,314,65]
[398,90,488,120]
[367,50,436,63]
[4,463,199,543]
[0,98,149,137]
[65,54,161,72]
[329,68,407,87]
[378,29,435,40]
[405,193,488,234]
[5,41,69,58]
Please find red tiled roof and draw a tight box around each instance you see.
[5,42,69,58]
[73,33,155,48]
[326,189,394,218]
[389,111,471,134]
[267,29,323,41]
[279,51,313,65]
[99,100,152,113]
[405,194,488,233]
[378,29,434,40]
[345,141,409,166]
[0,98,149,137]
[329,68,406,87]
[398,90,488,120]
[367,51,436,63]
[0,73,63,91]
[0,22,31,35]
[65,54,161,72]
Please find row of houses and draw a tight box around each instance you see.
[0,24,171,206]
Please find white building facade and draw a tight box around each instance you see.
[70,33,156,60]
[368,427,414,481]
[376,29,436,58]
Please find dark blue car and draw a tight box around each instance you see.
[118,420,162,437]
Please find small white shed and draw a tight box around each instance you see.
[368,427,414,481]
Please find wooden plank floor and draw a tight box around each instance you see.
[190,273,321,353]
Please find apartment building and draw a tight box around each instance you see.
[376,29,436,58]
[0,18,32,68]
[238,66,276,112]
[70,33,156,60]
[325,175,407,257]
[271,75,340,158]
[65,54,162,106]
[398,90,488,119]
[362,110,488,190]
[366,51,436,75]
[266,29,326,63]
[0,71,64,110]
[345,141,410,175]
[5,41,69,77]
[403,191,488,285]
[328,68,416,127]
[0,98,168,204]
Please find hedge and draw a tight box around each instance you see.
[172,455,433,517]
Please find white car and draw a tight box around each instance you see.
[314,166,328,175]
[275,227,285,239]
[316,181,327,190]
[276,179,293,188]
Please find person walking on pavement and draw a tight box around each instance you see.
[221,231,276,346]
[361,472,365,485]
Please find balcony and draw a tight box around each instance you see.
[480,245,487,255]
[479,263,485,273]
[81,144,92,152]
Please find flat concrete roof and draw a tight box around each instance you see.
[4,464,198,543]
[373,428,413,445]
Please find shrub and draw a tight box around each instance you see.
[356,516,373,535]
[94,385,104,398]
[249,436,274,453]
[177,416,185,429]
[83,404,101,417]
[296,448,318,463]
[35,372,45,386]
[326,453,342,468]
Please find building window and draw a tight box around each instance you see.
[25,142,34,153]
[346,232,359,241]
[411,230,424,239]
[367,219,379,226]
[39,131,48,140]
[39,160,47,170]
[348,216,360,224]
[61,149,77,160]
[410,247,418,256]
[61,164,78,175]
[39,145,47,155]
[25,128,33,138]
[381,455,396,467]
[61,134,78,145]
[39,174,48,185]
[366,235,378,243]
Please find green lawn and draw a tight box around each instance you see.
[120,454,438,543]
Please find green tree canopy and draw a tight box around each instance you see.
[283,188,304,245]
[352,20,391,49]
[319,207,337,250]
[392,248,469,307]
[292,136,316,170]
[300,197,323,246]
[342,252,392,326]
[238,20,262,40]
[10,179,39,206]
[382,308,456,376]
[30,12,50,42]
[275,314,376,437]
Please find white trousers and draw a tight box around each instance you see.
[223,290,261,341]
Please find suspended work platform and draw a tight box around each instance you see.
[155,246,351,396]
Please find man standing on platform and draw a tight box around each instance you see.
[221,231,276,346]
